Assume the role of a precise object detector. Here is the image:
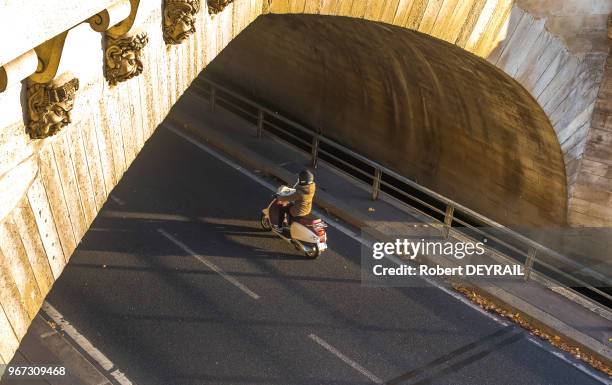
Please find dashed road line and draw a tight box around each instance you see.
[157,228,260,300]
[109,195,125,206]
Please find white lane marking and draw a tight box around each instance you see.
[157,228,260,300]
[167,124,611,385]
[41,302,135,385]
[110,195,125,206]
[309,333,383,384]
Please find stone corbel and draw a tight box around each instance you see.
[88,1,132,33]
[105,33,149,85]
[27,31,69,84]
[163,0,201,45]
[208,0,234,15]
[106,0,142,39]
[26,74,79,140]
[24,32,77,139]
[89,1,149,85]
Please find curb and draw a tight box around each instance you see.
[460,284,612,372]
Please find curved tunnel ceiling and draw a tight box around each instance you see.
[206,14,567,228]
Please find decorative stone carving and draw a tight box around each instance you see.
[29,32,69,84]
[88,1,132,32]
[207,0,233,15]
[107,0,143,38]
[27,77,79,139]
[105,33,148,85]
[163,0,201,45]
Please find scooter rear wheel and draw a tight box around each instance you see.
[260,213,272,231]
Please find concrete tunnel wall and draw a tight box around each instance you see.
[205,14,568,228]
[262,0,612,227]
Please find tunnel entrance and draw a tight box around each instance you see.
[204,14,567,229]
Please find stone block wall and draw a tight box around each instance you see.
[569,53,612,226]
[0,0,263,364]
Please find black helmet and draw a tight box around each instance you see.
[298,169,314,185]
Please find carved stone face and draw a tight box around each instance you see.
[163,1,200,44]
[48,100,72,125]
[105,33,148,85]
[27,78,79,139]
[118,51,137,74]
[208,0,233,15]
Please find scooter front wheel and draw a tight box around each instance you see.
[305,243,320,259]
[260,213,272,231]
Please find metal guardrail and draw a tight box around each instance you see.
[196,77,612,308]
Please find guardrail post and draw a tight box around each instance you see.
[443,204,454,238]
[311,135,319,168]
[372,168,382,200]
[210,85,216,112]
[257,109,264,138]
[524,247,537,281]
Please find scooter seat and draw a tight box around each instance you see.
[297,215,322,225]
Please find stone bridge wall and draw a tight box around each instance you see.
[0,0,262,364]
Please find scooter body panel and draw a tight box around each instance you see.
[290,222,320,244]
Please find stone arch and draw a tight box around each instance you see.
[261,0,607,226]
[206,13,568,227]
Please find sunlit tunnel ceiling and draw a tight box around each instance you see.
[205,14,568,228]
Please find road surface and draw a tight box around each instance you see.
[8,124,605,385]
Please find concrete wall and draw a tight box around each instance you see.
[206,14,568,228]
[263,0,611,226]
[0,0,263,364]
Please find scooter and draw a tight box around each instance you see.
[260,185,328,258]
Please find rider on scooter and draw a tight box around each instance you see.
[277,169,316,228]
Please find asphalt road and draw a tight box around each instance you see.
[35,125,603,385]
